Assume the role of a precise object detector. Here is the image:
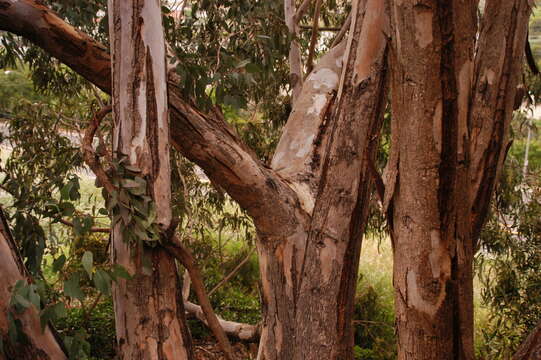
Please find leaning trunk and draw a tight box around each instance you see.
[0,208,67,360]
[107,1,192,359]
[257,0,388,358]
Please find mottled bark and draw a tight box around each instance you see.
[258,0,388,358]
[107,1,192,359]
[0,207,67,360]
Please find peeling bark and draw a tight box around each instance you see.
[0,207,67,360]
[107,1,192,359]
[257,0,388,358]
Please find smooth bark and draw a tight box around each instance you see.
[0,207,67,360]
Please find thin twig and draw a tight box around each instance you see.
[305,0,322,75]
[208,247,256,297]
[82,293,103,324]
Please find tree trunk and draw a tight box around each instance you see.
[257,0,388,358]
[385,0,531,359]
[107,1,192,359]
[386,1,476,358]
[0,208,67,360]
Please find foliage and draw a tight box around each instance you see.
[55,298,116,360]
[353,237,396,360]
[476,145,541,358]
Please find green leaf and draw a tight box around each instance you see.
[93,269,111,295]
[52,254,66,272]
[39,302,66,331]
[81,251,93,279]
[235,59,250,68]
[27,285,40,310]
[13,294,31,308]
[64,274,84,301]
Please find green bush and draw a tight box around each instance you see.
[54,298,116,360]
[352,283,396,360]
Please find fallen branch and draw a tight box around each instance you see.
[184,301,260,342]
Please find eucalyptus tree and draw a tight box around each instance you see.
[0,0,535,359]
[104,0,192,358]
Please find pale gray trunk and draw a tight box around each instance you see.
[108,1,192,359]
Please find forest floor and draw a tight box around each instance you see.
[193,339,258,360]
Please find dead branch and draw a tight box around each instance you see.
[184,301,260,342]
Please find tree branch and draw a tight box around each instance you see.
[56,218,110,234]
[512,319,541,360]
[0,0,110,92]
[331,13,352,48]
[184,301,260,342]
[81,105,115,195]
[0,0,297,235]
[208,247,255,297]
[294,0,312,23]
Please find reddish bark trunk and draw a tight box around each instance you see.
[385,0,531,359]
